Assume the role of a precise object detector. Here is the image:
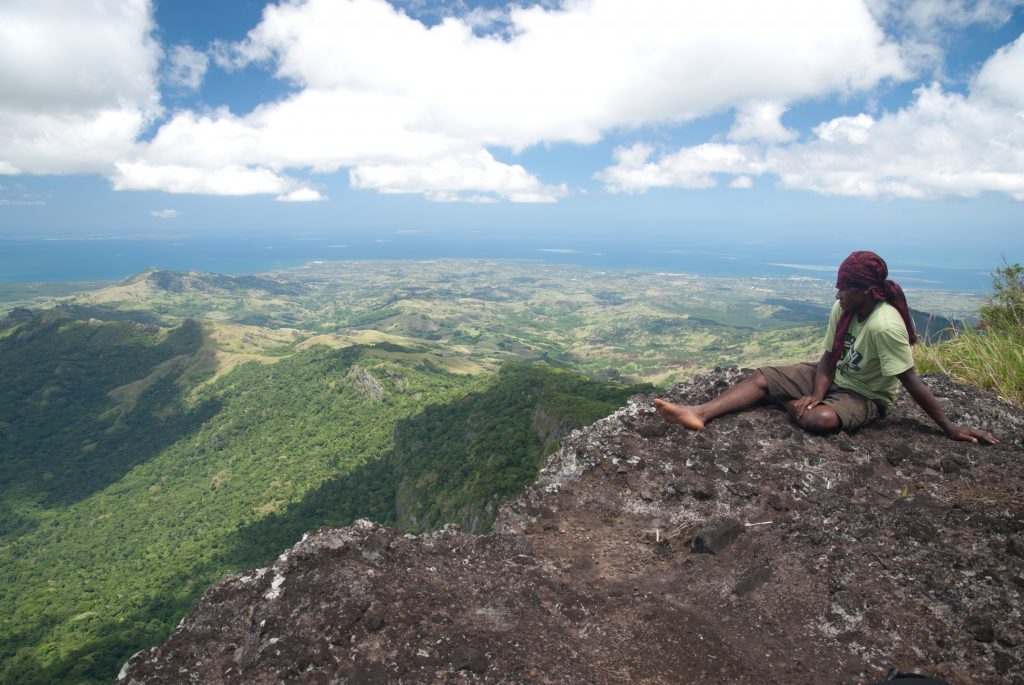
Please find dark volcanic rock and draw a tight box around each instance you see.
[692,517,743,554]
[689,475,717,500]
[965,612,996,643]
[118,369,1024,684]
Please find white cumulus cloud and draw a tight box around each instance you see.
[972,33,1024,110]
[598,32,1024,201]
[865,0,1024,75]
[868,0,1024,36]
[0,0,160,175]
[597,143,767,193]
[349,150,568,202]
[228,0,904,146]
[7,0,1020,204]
[115,0,907,201]
[150,208,179,218]
[165,45,209,90]
[113,161,299,196]
[769,81,1024,200]
[728,102,798,144]
[276,187,326,202]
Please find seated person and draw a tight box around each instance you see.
[655,251,999,444]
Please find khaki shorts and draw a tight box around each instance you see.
[759,362,881,431]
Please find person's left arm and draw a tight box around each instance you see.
[896,367,1000,444]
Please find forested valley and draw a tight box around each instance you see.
[0,306,647,684]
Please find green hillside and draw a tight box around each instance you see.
[220,363,649,571]
[0,312,206,538]
[0,312,646,685]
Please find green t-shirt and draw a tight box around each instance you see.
[823,301,915,411]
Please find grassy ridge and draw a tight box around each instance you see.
[914,263,1024,407]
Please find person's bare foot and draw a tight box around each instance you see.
[654,398,706,430]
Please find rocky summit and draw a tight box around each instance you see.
[118,369,1024,684]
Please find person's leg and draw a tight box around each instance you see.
[783,401,841,434]
[654,371,770,430]
[804,390,879,434]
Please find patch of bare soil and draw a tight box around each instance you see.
[118,370,1024,684]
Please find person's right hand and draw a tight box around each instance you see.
[791,395,823,421]
[945,425,1000,444]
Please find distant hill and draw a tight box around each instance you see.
[13,263,849,385]
[764,298,967,343]
[123,268,305,296]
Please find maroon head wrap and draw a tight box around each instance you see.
[830,251,916,368]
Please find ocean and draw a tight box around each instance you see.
[0,234,998,292]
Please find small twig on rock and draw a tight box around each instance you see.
[870,552,890,570]
[936,483,1024,510]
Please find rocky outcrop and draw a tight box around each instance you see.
[118,369,1024,684]
[348,366,386,402]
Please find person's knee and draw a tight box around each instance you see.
[799,406,841,434]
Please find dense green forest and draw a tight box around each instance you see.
[222,362,647,570]
[0,310,647,684]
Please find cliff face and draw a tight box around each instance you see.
[118,369,1024,684]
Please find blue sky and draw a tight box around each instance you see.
[0,0,1022,269]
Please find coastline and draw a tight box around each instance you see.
[0,234,1000,293]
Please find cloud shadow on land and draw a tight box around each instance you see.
[0,315,222,528]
